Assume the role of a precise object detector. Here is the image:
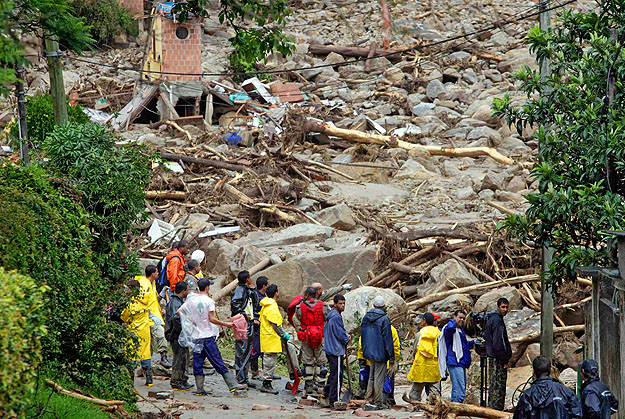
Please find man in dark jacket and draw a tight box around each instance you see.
[323,294,351,408]
[250,276,269,380]
[580,359,619,419]
[230,270,259,387]
[442,310,475,402]
[360,296,395,409]
[165,281,191,390]
[513,355,582,419]
[485,297,512,410]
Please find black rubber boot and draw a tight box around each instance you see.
[144,368,153,387]
[193,375,208,395]
[260,380,279,395]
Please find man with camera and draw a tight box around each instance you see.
[484,297,512,411]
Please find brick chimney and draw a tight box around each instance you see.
[160,18,202,82]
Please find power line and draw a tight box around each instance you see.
[63,0,578,79]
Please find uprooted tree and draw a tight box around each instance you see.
[493,0,625,288]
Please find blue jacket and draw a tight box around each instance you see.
[513,377,582,419]
[443,319,475,369]
[581,376,619,419]
[323,309,350,356]
[360,309,394,362]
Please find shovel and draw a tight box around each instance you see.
[341,347,354,402]
[284,342,300,396]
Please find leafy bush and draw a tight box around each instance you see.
[0,164,135,402]
[71,0,137,45]
[10,94,90,146]
[41,123,151,282]
[0,268,48,418]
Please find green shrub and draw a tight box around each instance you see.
[10,94,90,146]
[71,0,137,45]
[0,164,135,402]
[0,268,48,418]
[41,123,150,282]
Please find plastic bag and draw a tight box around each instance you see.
[230,313,248,340]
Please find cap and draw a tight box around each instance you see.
[191,249,205,263]
[579,359,599,373]
[373,295,385,307]
[433,313,441,320]
[420,312,435,324]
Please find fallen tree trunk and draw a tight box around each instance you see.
[510,324,585,345]
[407,274,540,309]
[303,121,515,165]
[402,393,512,418]
[365,245,438,286]
[214,257,272,302]
[309,43,403,62]
[146,190,186,200]
[160,151,256,172]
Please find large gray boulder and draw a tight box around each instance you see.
[234,223,334,248]
[253,246,377,307]
[310,182,409,206]
[312,203,357,231]
[474,287,523,312]
[204,239,266,279]
[420,259,480,296]
[342,286,408,333]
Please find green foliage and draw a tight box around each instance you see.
[40,123,151,282]
[492,1,625,287]
[173,0,294,74]
[27,376,110,419]
[0,164,136,402]
[10,94,90,146]
[71,0,137,45]
[0,0,93,96]
[0,268,48,418]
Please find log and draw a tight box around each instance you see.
[309,43,403,62]
[303,121,515,165]
[509,324,585,344]
[45,379,126,407]
[402,393,512,418]
[407,274,540,309]
[365,245,438,286]
[213,257,271,302]
[444,251,496,282]
[146,190,186,200]
[160,151,254,172]
[390,262,421,274]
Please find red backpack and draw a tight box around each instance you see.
[296,300,325,347]
[287,295,304,326]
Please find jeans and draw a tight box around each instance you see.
[192,337,228,376]
[448,366,467,402]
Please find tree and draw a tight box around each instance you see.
[493,0,625,288]
[0,0,92,95]
[173,0,294,72]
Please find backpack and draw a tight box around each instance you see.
[287,295,304,326]
[155,253,181,293]
[297,326,324,348]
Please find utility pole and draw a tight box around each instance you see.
[538,0,554,361]
[14,65,29,165]
[44,36,68,125]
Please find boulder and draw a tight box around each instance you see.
[553,337,583,370]
[179,213,214,233]
[426,79,448,100]
[505,307,540,354]
[428,294,473,323]
[411,102,436,117]
[498,48,538,73]
[253,247,377,307]
[311,181,409,206]
[420,259,480,296]
[205,239,240,275]
[228,245,266,278]
[395,159,437,180]
[473,287,523,312]
[506,176,526,193]
[467,126,502,146]
[234,223,334,248]
[481,171,506,191]
[517,343,540,367]
[312,203,357,231]
[342,286,408,333]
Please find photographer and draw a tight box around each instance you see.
[484,297,511,411]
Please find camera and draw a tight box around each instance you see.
[470,309,492,357]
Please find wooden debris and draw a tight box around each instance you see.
[146,190,186,200]
[402,393,512,418]
[45,379,131,417]
[309,43,404,62]
[303,120,515,165]
[214,257,271,302]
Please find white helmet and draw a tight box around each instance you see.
[191,249,205,263]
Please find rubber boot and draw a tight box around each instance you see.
[305,380,314,396]
[260,379,279,395]
[144,368,153,387]
[193,375,208,395]
[222,370,247,392]
[160,351,172,369]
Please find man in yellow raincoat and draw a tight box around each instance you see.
[408,312,441,401]
[259,284,299,394]
[136,265,171,368]
[121,279,154,387]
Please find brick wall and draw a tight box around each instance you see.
[120,0,143,16]
[161,18,202,82]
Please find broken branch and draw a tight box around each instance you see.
[146,190,186,200]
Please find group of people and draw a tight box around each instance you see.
[121,241,618,416]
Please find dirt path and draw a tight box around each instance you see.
[135,360,426,418]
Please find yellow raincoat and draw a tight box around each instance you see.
[407,325,441,383]
[259,297,283,353]
[121,298,152,361]
[358,325,400,367]
[136,275,163,323]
